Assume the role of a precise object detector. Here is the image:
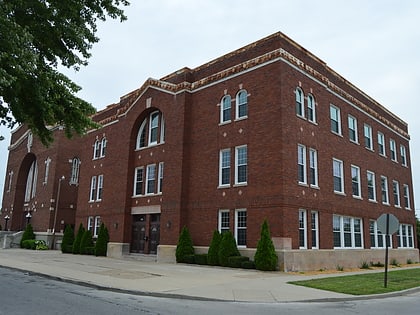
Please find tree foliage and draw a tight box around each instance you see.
[254,220,278,271]
[20,223,35,248]
[80,229,94,255]
[207,230,222,266]
[0,0,129,144]
[61,224,75,253]
[72,223,85,254]
[175,226,194,263]
[95,223,109,256]
[218,231,240,267]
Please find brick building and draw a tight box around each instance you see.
[2,32,418,270]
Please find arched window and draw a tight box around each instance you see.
[70,157,81,185]
[100,138,107,157]
[94,140,101,159]
[136,111,165,149]
[236,90,248,119]
[25,160,38,202]
[220,95,231,123]
[307,94,316,123]
[295,87,304,117]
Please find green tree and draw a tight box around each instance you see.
[95,223,109,256]
[218,231,240,267]
[20,223,35,248]
[175,226,194,263]
[72,223,85,254]
[0,0,129,144]
[80,229,94,255]
[61,224,75,253]
[207,230,222,266]
[254,220,278,271]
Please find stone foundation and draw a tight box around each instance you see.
[107,242,130,258]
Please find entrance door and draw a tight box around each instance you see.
[131,215,146,253]
[149,214,161,254]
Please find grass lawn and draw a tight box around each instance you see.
[289,268,420,295]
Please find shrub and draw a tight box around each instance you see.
[360,261,370,269]
[175,226,194,263]
[20,223,35,248]
[242,260,256,269]
[35,240,49,250]
[184,254,195,264]
[194,254,208,265]
[254,220,278,271]
[22,239,36,250]
[390,258,400,267]
[80,230,94,255]
[228,256,249,268]
[61,225,75,254]
[95,223,110,257]
[218,231,240,267]
[337,264,344,271]
[370,261,384,267]
[72,223,85,254]
[207,230,222,266]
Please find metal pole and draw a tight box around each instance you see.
[52,176,64,249]
[384,214,390,288]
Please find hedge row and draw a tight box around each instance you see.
[61,223,109,256]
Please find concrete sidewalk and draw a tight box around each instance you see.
[0,249,417,303]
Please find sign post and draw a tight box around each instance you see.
[376,213,399,288]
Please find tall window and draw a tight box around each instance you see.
[398,224,414,248]
[351,165,361,198]
[390,139,397,161]
[333,158,344,193]
[235,209,247,247]
[25,160,38,202]
[89,176,97,201]
[158,162,164,193]
[400,145,407,166]
[309,148,318,187]
[88,216,101,237]
[218,210,230,234]
[378,132,385,156]
[307,94,316,123]
[348,115,358,142]
[70,157,80,185]
[333,215,363,249]
[298,144,307,184]
[299,209,307,249]
[219,149,231,186]
[381,176,389,204]
[134,167,144,196]
[392,180,400,207]
[220,95,231,123]
[369,220,389,248]
[295,88,304,117]
[96,175,103,200]
[146,164,156,194]
[7,170,13,192]
[403,184,411,209]
[330,105,341,135]
[236,90,248,119]
[100,137,107,157]
[367,171,376,201]
[235,145,247,185]
[136,111,165,149]
[364,124,373,150]
[311,211,319,249]
[94,140,101,159]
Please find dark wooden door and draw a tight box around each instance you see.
[149,214,160,254]
[131,215,146,253]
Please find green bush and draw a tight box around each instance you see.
[22,239,36,250]
[254,220,278,271]
[80,230,94,255]
[207,230,222,266]
[194,254,208,265]
[228,256,249,268]
[218,231,240,267]
[72,223,85,254]
[61,225,74,254]
[35,240,49,250]
[184,254,195,264]
[175,226,194,263]
[241,260,256,269]
[20,223,35,248]
[95,223,109,257]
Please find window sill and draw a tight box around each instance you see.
[334,191,346,196]
[219,120,232,126]
[382,202,390,206]
[365,147,374,152]
[331,131,343,137]
[310,184,320,190]
[352,195,363,200]
[218,185,231,189]
[350,140,360,145]
[298,182,308,187]
[234,116,248,122]
[233,183,247,187]
[368,199,378,203]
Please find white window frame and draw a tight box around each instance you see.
[351,165,361,198]
[377,132,385,156]
[100,137,107,157]
[87,216,94,232]
[348,115,358,143]
[403,184,411,209]
[235,209,247,248]
[136,119,148,149]
[311,211,319,249]
[70,157,80,185]
[94,216,101,237]
[134,167,144,196]
[93,139,101,159]
[149,111,160,145]
[398,224,414,248]
[330,105,341,135]
[381,176,389,205]
[392,180,400,207]
[89,176,97,202]
[307,94,316,123]
[369,220,390,248]
[235,145,247,185]
[299,209,307,249]
[333,158,344,194]
[295,87,304,118]
[364,124,373,150]
[333,215,364,249]
[218,209,230,234]
[400,144,407,166]
[146,164,156,195]
[298,144,307,185]
[236,90,248,120]
[390,139,397,162]
[219,149,231,187]
[309,148,318,187]
[96,174,103,201]
[367,171,376,201]
[220,95,232,123]
[158,162,164,194]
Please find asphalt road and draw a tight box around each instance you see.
[1,267,420,315]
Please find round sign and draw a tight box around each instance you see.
[377,213,399,235]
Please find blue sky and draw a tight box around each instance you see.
[1,0,420,217]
